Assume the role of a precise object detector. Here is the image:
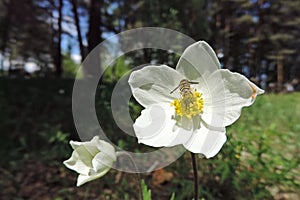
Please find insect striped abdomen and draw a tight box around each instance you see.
[179,79,193,96]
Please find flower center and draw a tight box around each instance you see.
[170,90,204,119]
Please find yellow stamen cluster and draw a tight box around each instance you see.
[170,91,204,119]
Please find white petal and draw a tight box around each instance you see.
[95,140,117,162]
[133,103,193,147]
[183,124,226,158]
[176,41,220,80]
[70,136,99,149]
[71,137,116,162]
[221,69,264,126]
[191,69,227,128]
[92,152,114,172]
[63,149,91,175]
[201,69,264,127]
[128,65,184,108]
[76,169,110,186]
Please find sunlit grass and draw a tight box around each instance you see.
[226,92,300,199]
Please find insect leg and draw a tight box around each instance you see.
[170,85,180,94]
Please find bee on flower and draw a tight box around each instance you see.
[170,79,203,119]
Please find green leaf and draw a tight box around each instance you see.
[169,193,175,200]
[141,179,151,200]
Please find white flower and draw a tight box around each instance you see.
[128,41,264,158]
[63,136,116,186]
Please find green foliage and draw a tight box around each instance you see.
[38,125,71,163]
[141,180,176,200]
[202,93,300,199]
[169,193,175,200]
[141,179,152,200]
[172,178,195,199]
[102,56,131,82]
[62,53,80,78]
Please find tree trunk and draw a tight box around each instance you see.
[56,0,63,77]
[277,57,283,92]
[1,0,11,52]
[1,0,13,74]
[88,0,101,53]
[70,0,85,63]
[84,0,102,77]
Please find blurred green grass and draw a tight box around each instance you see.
[0,78,299,199]
[223,92,300,199]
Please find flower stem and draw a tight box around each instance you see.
[191,152,199,200]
